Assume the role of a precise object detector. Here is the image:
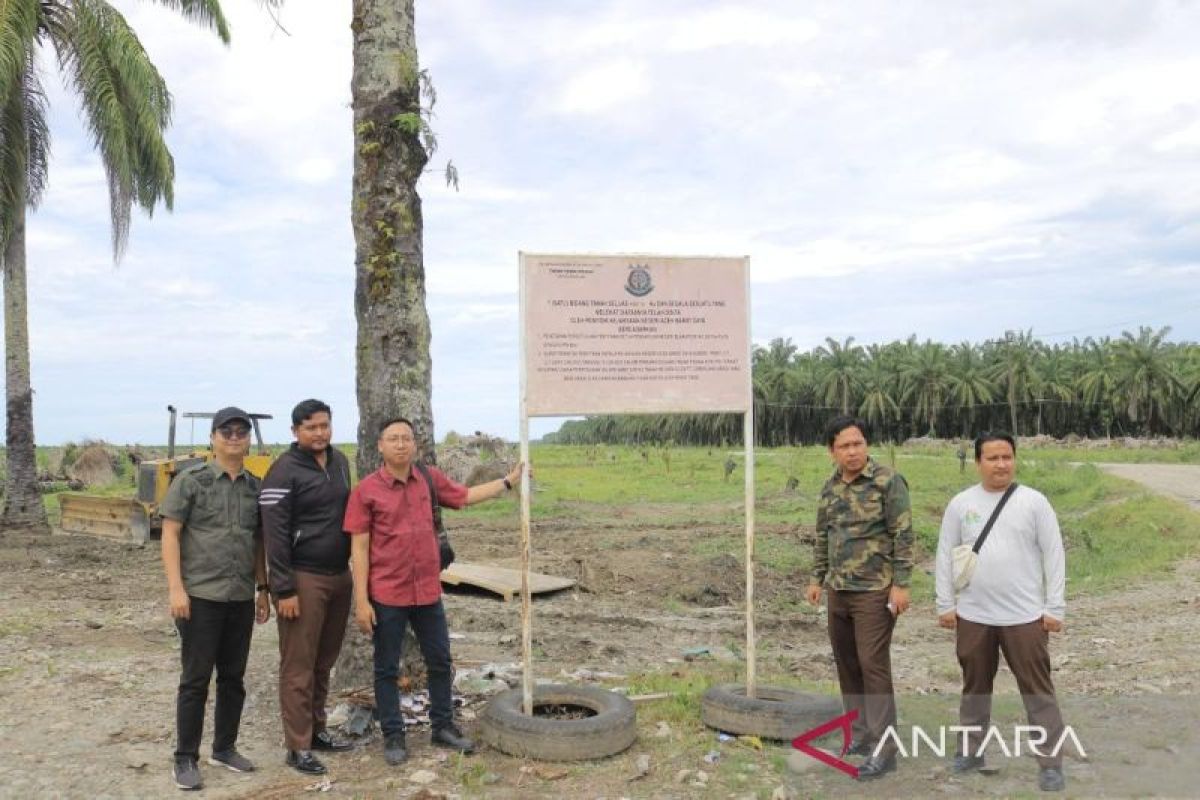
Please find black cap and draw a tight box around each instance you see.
[212,407,252,432]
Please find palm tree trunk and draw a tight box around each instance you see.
[2,202,50,534]
[350,0,434,477]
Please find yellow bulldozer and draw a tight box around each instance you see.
[57,406,274,545]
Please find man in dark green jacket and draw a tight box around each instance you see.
[161,407,270,791]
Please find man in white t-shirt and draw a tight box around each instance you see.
[935,432,1068,793]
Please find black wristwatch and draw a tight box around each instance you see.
[256,584,270,593]
[502,477,513,491]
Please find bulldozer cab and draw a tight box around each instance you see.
[58,406,275,546]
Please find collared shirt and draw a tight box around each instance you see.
[161,460,260,602]
[343,464,468,607]
[813,457,913,591]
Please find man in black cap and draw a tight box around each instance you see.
[161,407,271,791]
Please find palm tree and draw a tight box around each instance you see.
[947,342,995,437]
[987,330,1041,435]
[815,336,863,415]
[899,341,952,436]
[351,0,448,476]
[1113,326,1183,435]
[0,0,234,533]
[857,355,899,437]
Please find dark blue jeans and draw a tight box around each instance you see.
[174,597,254,759]
[372,599,454,737]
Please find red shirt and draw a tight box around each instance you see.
[343,464,468,607]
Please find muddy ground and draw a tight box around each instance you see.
[0,465,1198,799]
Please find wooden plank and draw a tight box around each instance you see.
[440,562,576,603]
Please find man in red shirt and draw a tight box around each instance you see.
[344,417,525,765]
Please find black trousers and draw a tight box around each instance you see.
[174,596,255,759]
[372,600,454,737]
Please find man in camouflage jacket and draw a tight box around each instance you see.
[806,415,913,780]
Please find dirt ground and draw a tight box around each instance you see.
[0,465,1198,799]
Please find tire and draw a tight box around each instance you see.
[480,684,636,761]
[701,683,842,741]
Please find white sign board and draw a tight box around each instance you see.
[521,253,751,416]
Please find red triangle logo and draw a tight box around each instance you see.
[790,709,860,779]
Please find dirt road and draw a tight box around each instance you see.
[1095,462,1200,508]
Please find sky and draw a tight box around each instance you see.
[17,0,1200,446]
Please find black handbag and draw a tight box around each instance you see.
[414,462,455,570]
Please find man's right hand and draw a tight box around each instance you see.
[169,586,190,620]
[938,610,957,629]
[355,602,376,635]
[276,596,300,620]
[805,584,823,606]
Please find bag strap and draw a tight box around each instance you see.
[973,482,1018,554]
[413,462,445,534]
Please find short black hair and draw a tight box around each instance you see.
[291,399,332,426]
[378,417,415,437]
[825,415,869,448]
[974,431,1016,460]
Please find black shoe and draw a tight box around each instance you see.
[1039,766,1066,792]
[285,749,327,775]
[311,729,353,752]
[173,756,202,791]
[384,734,408,766]
[952,753,986,774]
[208,749,255,773]
[845,738,875,757]
[431,724,476,754]
[857,754,897,781]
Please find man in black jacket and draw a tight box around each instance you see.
[261,399,355,775]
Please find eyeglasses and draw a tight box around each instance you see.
[217,426,251,440]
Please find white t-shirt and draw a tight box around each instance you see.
[935,483,1066,625]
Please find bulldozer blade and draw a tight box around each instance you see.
[58,494,150,546]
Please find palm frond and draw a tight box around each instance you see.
[21,51,50,209]
[56,0,175,259]
[146,0,230,44]
[0,0,39,111]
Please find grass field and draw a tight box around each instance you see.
[26,441,1200,600]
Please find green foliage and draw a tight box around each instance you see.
[549,327,1200,446]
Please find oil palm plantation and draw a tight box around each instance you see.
[0,0,235,533]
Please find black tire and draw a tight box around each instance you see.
[701,683,842,741]
[480,684,636,761]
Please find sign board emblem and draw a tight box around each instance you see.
[625,265,654,297]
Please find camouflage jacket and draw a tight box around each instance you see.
[812,458,913,591]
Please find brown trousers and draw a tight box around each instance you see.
[956,617,1066,768]
[277,569,353,750]
[827,588,897,749]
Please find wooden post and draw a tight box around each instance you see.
[518,254,535,716]
[743,252,756,697]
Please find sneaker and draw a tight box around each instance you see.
[952,753,986,774]
[285,749,327,775]
[857,754,897,781]
[173,756,202,791]
[431,724,476,754]
[208,749,255,773]
[311,729,353,752]
[1038,766,1066,792]
[384,734,408,766]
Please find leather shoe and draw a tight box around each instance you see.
[311,729,353,752]
[285,750,327,775]
[844,738,875,757]
[857,754,896,781]
[952,753,986,773]
[1038,766,1065,792]
[384,734,408,766]
[431,724,476,754]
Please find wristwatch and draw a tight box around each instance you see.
[256,584,270,593]
[502,477,513,491]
